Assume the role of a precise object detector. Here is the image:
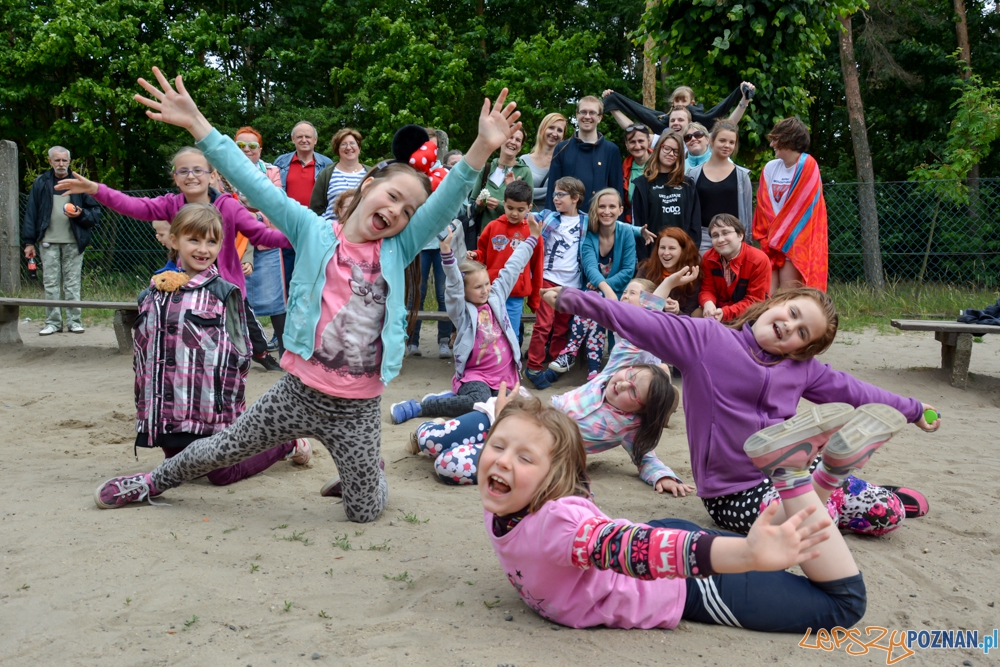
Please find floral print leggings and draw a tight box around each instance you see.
[703,473,905,536]
[413,412,492,485]
[562,316,606,374]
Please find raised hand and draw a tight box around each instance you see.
[133,67,213,141]
[743,502,830,571]
[439,228,454,253]
[526,213,542,239]
[55,172,99,196]
[465,88,522,170]
[640,225,655,245]
[494,380,521,418]
[663,297,680,315]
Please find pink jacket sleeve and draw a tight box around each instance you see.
[217,196,291,249]
[94,185,181,221]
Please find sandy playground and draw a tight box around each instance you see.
[1,320,999,666]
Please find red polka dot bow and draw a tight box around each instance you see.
[409,142,448,192]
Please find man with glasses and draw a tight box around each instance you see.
[273,121,332,291]
[699,214,770,322]
[21,146,101,335]
[544,97,623,212]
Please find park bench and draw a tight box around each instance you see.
[890,319,997,389]
[0,298,137,354]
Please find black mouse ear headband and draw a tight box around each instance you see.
[374,124,430,170]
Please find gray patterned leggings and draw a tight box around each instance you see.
[150,373,387,523]
[420,381,496,418]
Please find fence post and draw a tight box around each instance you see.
[0,140,19,296]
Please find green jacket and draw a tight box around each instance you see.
[471,157,534,226]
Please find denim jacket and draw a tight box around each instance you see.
[273,151,333,189]
[197,130,478,386]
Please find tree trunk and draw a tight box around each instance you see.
[642,0,657,108]
[838,15,884,290]
[953,0,981,227]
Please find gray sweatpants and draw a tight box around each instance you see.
[40,242,84,328]
[150,373,387,523]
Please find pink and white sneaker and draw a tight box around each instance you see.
[94,472,165,509]
[288,439,312,465]
[822,404,906,476]
[743,403,855,478]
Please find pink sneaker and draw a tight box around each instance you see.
[288,439,312,465]
[94,473,165,509]
[743,403,855,478]
[822,404,906,476]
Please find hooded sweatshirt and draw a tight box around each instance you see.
[554,288,924,499]
[544,132,623,211]
[472,214,545,310]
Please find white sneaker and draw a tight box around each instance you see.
[438,343,451,359]
[39,324,60,336]
[68,323,85,334]
[406,344,422,357]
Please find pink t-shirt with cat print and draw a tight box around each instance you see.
[282,230,386,399]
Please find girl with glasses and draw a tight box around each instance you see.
[629,131,701,263]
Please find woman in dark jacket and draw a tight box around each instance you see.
[630,131,701,263]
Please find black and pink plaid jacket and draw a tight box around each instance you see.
[133,265,251,447]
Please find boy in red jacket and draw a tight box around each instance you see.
[700,214,771,322]
[467,180,543,342]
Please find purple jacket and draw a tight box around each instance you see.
[94,186,291,291]
[134,265,250,446]
[555,288,923,498]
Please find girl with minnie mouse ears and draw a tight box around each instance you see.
[94,67,522,524]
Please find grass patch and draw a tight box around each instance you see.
[829,281,998,333]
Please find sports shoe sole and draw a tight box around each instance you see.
[823,404,906,476]
[406,431,421,455]
[548,360,571,374]
[421,391,455,403]
[744,403,855,478]
[882,485,929,519]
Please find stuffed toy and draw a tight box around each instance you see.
[152,270,190,292]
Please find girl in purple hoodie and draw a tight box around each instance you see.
[542,285,940,536]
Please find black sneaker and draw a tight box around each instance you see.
[254,354,283,371]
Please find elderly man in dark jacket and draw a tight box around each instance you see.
[22,146,101,335]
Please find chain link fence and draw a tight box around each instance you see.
[12,178,1000,293]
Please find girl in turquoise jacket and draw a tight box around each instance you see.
[94,67,524,523]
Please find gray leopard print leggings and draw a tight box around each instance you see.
[150,373,387,523]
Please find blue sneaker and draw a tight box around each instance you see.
[525,369,557,390]
[390,399,422,425]
[422,390,456,403]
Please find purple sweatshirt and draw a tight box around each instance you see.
[555,288,923,498]
[94,186,291,291]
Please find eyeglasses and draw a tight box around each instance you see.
[710,228,739,240]
[684,131,706,142]
[235,141,260,150]
[625,124,649,134]
[340,141,359,149]
[660,147,679,156]
[617,368,645,408]
[577,110,601,117]
[173,168,210,178]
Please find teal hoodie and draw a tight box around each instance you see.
[197,129,478,387]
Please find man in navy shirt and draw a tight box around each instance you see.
[545,96,623,212]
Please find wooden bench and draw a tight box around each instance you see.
[415,310,536,323]
[890,319,997,389]
[0,298,137,354]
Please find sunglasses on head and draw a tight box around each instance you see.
[684,131,706,142]
[625,124,650,135]
[236,141,260,150]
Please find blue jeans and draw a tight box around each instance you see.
[648,518,867,633]
[280,248,296,293]
[411,249,453,346]
[505,296,524,344]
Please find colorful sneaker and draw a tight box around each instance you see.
[525,368,556,390]
[94,472,165,509]
[549,352,575,374]
[822,404,907,476]
[321,459,385,498]
[390,399,422,425]
[288,439,312,465]
[881,485,930,519]
[421,390,456,403]
[586,371,600,382]
[744,403,855,479]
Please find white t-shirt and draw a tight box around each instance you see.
[763,158,797,213]
[543,214,582,286]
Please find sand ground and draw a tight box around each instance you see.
[1,320,999,666]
